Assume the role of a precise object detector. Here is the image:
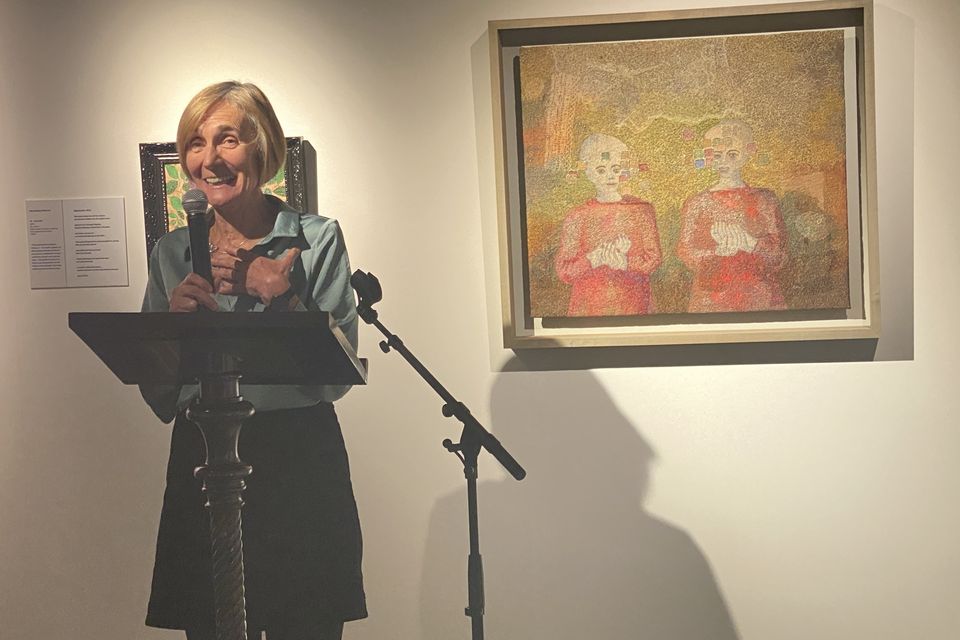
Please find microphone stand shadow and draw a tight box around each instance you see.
[420,372,741,640]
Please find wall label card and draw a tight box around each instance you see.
[27,200,67,289]
[26,197,129,289]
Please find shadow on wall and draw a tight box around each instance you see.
[419,372,739,639]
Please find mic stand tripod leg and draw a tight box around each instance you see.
[444,429,485,640]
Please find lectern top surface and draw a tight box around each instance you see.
[69,311,367,386]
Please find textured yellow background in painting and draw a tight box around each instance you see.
[520,30,850,318]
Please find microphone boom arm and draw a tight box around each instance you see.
[350,270,525,481]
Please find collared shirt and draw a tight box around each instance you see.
[139,196,358,422]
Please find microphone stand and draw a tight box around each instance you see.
[351,270,525,640]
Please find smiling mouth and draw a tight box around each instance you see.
[204,175,236,186]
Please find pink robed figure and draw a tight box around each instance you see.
[555,134,662,317]
[677,119,787,313]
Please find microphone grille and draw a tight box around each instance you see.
[182,188,208,218]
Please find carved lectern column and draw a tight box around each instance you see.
[188,363,255,640]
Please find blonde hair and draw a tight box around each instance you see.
[176,81,286,187]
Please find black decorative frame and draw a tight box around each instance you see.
[139,137,308,259]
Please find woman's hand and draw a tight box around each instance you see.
[212,247,301,305]
[169,272,218,312]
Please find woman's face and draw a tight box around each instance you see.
[185,101,261,210]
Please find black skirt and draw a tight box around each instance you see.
[146,402,367,634]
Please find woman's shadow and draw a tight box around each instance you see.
[420,372,740,639]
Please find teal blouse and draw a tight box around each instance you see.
[140,196,358,422]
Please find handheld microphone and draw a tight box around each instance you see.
[183,188,213,286]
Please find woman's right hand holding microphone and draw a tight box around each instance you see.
[169,273,219,312]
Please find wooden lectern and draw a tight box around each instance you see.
[69,311,366,640]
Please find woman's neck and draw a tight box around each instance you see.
[211,192,276,243]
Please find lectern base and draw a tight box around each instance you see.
[189,368,255,640]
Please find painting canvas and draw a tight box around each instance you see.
[519,29,853,319]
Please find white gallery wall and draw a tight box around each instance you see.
[0,0,957,638]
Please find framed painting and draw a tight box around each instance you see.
[490,0,879,348]
[139,137,309,259]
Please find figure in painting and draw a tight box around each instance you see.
[677,119,787,312]
[554,134,662,316]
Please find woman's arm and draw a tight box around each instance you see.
[138,239,183,423]
[306,218,358,352]
[296,217,358,404]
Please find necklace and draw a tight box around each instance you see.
[208,236,261,254]
[208,200,275,254]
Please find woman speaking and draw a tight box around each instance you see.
[140,81,366,640]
